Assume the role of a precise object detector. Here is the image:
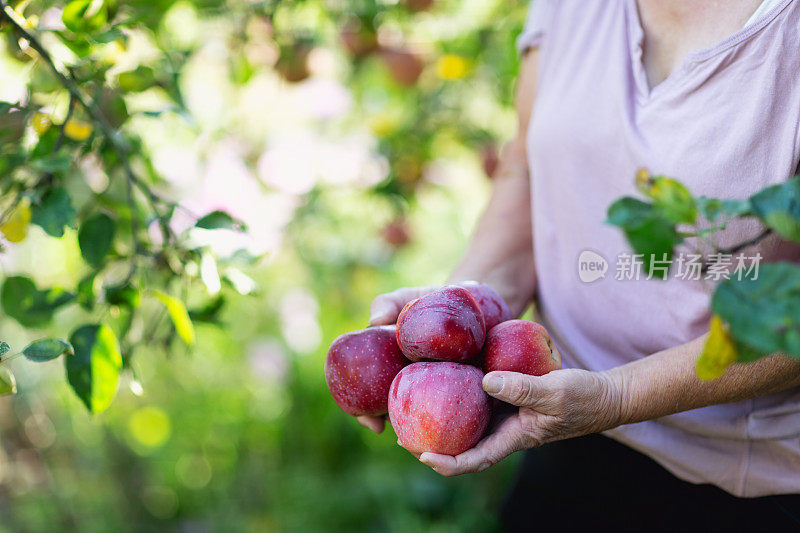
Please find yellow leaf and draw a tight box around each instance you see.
[0,366,16,395]
[64,119,93,141]
[697,315,739,380]
[1,200,31,243]
[31,112,51,136]
[436,54,470,80]
[151,290,195,346]
[635,167,652,192]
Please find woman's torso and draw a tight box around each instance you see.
[524,0,800,496]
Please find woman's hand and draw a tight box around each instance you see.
[417,368,625,476]
[367,285,443,327]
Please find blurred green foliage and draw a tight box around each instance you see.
[0,0,529,529]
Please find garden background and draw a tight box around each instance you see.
[0,0,530,530]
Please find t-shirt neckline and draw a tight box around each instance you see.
[625,0,794,100]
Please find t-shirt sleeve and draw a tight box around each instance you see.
[516,0,553,54]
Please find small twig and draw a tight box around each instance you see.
[718,228,773,256]
[700,228,772,274]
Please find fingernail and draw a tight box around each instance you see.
[484,374,504,394]
[419,453,432,466]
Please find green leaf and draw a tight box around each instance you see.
[0,342,10,359]
[151,290,195,346]
[0,367,16,396]
[105,284,140,308]
[195,210,247,231]
[606,197,655,227]
[117,66,157,93]
[66,324,122,414]
[749,177,800,243]
[697,315,738,380]
[78,213,115,267]
[62,0,108,34]
[711,262,800,360]
[1,276,75,327]
[30,128,59,158]
[606,198,682,278]
[188,295,225,323]
[76,273,97,311]
[645,176,697,224]
[30,153,72,174]
[31,187,77,238]
[23,338,74,362]
[696,197,752,222]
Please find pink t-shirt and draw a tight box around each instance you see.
[520,0,800,497]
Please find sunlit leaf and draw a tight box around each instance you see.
[31,187,76,238]
[66,324,122,414]
[1,200,31,243]
[697,315,738,380]
[200,251,221,295]
[23,338,74,362]
[224,267,256,295]
[31,112,51,135]
[78,213,115,267]
[151,290,195,346]
[645,176,697,225]
[117,65,157,92]
[0,367,16,396]
[62,0,107,34]
[63,119,93,141]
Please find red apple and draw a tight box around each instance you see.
[405,0,434,12]
[482,320,561,376]
[325,325,409,416]
[379,47,424,87]
[275,42,312,83]
[381,216,411,248]
[396,286,486,363]
[481,143,499,178]
[340,21,379,58]
[457,281,512,331]
[389,362,490,455]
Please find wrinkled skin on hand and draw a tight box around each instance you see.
[418,368,622,476]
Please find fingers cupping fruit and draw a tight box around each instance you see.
[324,282,562,459]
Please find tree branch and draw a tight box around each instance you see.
[0,2,175,244]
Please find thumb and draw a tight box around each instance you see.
[368,298,397,326]
[483,371,546,407]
